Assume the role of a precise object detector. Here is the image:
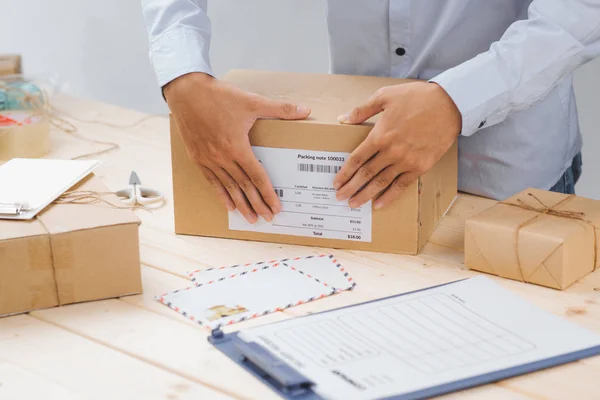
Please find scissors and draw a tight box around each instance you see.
[116,171,164,206]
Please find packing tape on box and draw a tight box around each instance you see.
[0,111,50,160]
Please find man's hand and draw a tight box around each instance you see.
[333,82,461,210]
[165,73,311,223]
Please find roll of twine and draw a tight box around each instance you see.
[0,79,164,160]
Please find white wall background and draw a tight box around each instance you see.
[1,0,598,198]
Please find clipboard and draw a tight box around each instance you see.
[208,277,600,400]
[0,158,101,220]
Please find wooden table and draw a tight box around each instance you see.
[1,95,599,400]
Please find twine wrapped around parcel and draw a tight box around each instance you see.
[500,192,598,284]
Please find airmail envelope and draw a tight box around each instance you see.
[155,254,355,329]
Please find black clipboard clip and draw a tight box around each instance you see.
[210,328,315,397]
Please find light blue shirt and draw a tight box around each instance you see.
[141,0,600,200]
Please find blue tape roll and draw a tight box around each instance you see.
[0,81,43,111]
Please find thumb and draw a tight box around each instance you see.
[256,98,311,120]
[338,95,384,125]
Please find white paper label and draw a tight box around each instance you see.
[228,147,372,242]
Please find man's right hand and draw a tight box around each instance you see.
[164,73,311,224]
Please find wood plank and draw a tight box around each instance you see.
[31,299,284,400]
[496,361,600,400]
[438,385,532,400]
[0,359,88,400]
[0,315,231,400]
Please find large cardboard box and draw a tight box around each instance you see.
[171,70,457,255]
[465,188,600,290]
[0,175,142,317]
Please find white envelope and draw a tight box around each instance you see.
[156,254,356,329]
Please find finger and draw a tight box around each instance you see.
[348,166,402,208]
[333,133,379,191]
[254,97,311,120]
[336,153,393,204]
[338,93,385,125]
[213,167,258,224]
[224,162,275,223]
[236,151,282,215]
[199,166,235,212]
[373,171,420,210]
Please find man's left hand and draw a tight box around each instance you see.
[333,81,462,210]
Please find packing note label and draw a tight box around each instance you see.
[228,147,372,242]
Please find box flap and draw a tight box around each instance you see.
[36,174,140,235]
[223,70,415,126]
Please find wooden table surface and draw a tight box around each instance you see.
[1,95,599,400]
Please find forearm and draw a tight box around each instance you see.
[431,0,600,136]
[141,0,213,87]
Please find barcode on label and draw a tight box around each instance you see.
[297,163,342,174]
[274,188,284,198]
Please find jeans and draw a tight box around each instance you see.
[549,153,582,195]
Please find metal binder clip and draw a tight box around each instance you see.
[0,202,24,216]
[236,341,315,396]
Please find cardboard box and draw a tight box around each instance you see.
[0,55,21,76]
[170,70,458,255]
[0,175,142,317]
[465,188,600,290]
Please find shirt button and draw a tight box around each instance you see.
[395,47,406,56]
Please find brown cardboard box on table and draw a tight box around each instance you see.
[465,188,600,290]
[171,70,458,255]
[0,174,143,317]
[0,55,21,76]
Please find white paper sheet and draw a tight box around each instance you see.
[157,255,356,329]
[237,276,600,400]
[0,158,101,220]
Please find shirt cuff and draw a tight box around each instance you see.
[430,52,511,137]
[148,26,213,88]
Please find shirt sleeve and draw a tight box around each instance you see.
[430,0,600,137]
[141,0,213,88]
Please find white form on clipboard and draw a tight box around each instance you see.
[210,276,600,400]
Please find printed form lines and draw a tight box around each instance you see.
[336,293,535,374]
[269,293,536,375]
[274,319,381,368]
